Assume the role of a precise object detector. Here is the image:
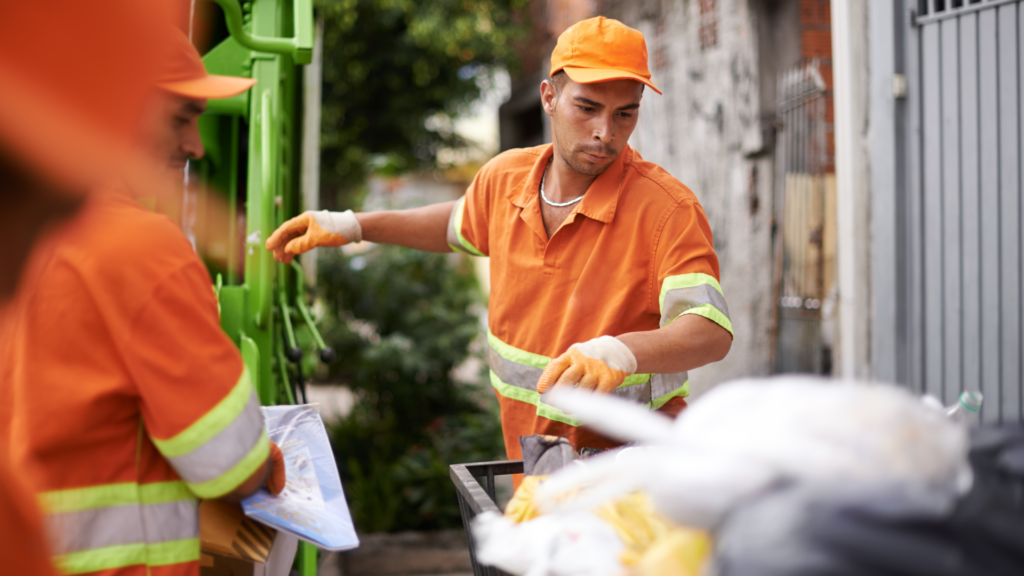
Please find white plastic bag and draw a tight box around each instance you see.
[473,511,624,576]
[535,377,971,529]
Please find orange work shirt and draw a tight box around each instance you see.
[0,452,58,576]
[0,192,268,576]
[447,144,732,462]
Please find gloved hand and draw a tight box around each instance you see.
[536,336,637,395]
[266,441,286,495]
[264,210,362,264]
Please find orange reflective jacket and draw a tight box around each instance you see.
[0,192,268,576]
[448,144,732,462]
[0,453,58,576]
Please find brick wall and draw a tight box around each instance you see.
[801,0,834,171]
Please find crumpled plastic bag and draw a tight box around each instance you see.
[533,377,971,529]
[482,475,711,576]
[474,510,625,576]
[714,425,1024,576]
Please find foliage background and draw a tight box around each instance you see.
[316,247,503,532]
[318,0,529,208]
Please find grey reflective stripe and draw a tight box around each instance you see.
[611,380,652,404]
[446,197,462,250]
[165,391,264,484]
[660,284,731,327]
[46,500,197,556]
[487,344,543,390]
[651,372,688,400]
[142,500,200,547]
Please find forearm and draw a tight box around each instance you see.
[616,314,732,374]
[355,201,455,253]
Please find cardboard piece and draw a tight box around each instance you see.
[200,550,265,576]
[200,500,275,564]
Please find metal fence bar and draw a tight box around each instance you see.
[914,0,1021,26]
[959,10,983,414]
[997,3,1021,422]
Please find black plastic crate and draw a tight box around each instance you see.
[450,460,523,576]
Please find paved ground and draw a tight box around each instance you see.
[323,530,473,576]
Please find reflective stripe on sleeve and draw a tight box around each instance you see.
[446,196,486,256]
[659,273,733,335]
[150,368,268,498]
[39,481,199,574]
[486,331,688,425]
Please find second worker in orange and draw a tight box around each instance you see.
[265,17,734,480]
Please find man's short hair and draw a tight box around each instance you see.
[551,70,570,94]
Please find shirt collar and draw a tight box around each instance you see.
[506,143,633,224]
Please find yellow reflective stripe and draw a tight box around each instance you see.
[40,483,137,514]
[185,430,269,499]
[41,481,192,514]
[488,330,549,369]
[55,538,199,575]
[651,381,690,410]
[451,197,486,257]
[148,538,201,566]
[678,303,734,336]
[658,273,724,309]
[140,481,193,505]
[152,368,254,458]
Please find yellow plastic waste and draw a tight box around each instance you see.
[503,475,547,523]
[503,478,711,575]
[595,492,710,574]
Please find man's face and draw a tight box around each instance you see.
[542,76,643,177]
[137,91,206,180]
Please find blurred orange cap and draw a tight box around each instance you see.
[157,30,256,100]
[0,0,173,192]
[550,16,662,95]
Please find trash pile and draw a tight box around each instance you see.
[472,377,1024,575]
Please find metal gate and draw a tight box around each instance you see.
[904,0,1023,422]
[771,62,835,374]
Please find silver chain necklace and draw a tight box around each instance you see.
[540,163,585,207]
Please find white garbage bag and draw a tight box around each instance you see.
[473,510,624,576]
[534,376,971,529]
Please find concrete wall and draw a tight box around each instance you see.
[598,0,802,394]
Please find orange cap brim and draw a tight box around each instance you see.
[157,74,256,100]
[562,66,662,95]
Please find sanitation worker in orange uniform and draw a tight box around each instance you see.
[265,17,733,475]
[0,2,176,575]
[1,30,285,576]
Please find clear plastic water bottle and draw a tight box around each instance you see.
[945,391,983,425]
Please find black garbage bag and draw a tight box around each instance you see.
[714,425,1024,576]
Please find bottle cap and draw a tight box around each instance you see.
[959,391,983,412]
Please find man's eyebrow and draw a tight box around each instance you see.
[184,102,206,115]
[573,96,640,111]
[573,96,604,108]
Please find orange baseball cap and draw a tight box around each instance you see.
[157,30,256,100]
[550,16,662,95]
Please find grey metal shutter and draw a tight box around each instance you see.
[904,0,1024,422]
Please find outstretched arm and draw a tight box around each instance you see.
[265,201,456,262]
[356,201,456,252]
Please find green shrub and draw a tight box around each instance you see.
[316,245,503,532]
